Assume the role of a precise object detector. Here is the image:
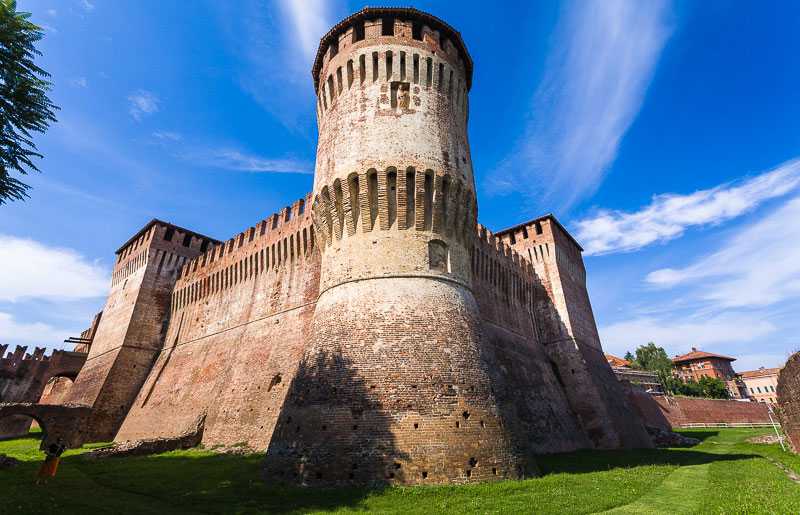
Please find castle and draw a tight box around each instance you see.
[0,7,652,484]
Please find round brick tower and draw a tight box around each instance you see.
[264,7,521,485]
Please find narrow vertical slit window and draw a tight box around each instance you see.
[372,52,379,82]
[425,57,432,87]
[387,170,397,228]
[406,168,416,229]
[348,173,361,232]
[424,171,433,230]
[359,54,366,83]
[347,60,354,88]
[368,170,379,229]
[336,67,343,95]
[413,54,419,84]
[441,176,450,232]
[399,52,406,81]
[437,63,444,91]
[386,50,393,81]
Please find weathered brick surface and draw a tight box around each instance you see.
[61,221,217,441]
[654,396,772,427]
[117,201,319,449]
[14,7,658,485]
[0,346,86,438]
[777,352,800,452]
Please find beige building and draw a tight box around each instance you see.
[740,367,781,404]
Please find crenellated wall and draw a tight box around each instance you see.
[117,198,321,449]
[0,345,87,438]
[471,226,591,454]
[61,220,218,441]
[495,217,652,450]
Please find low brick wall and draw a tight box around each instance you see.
[654,396,772,427]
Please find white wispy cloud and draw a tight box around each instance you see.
[70,77,88,88]
[182,149,311,174]
[600,312,776,359]
[152,131,182,141]
[0,312,72,346]
[127,90,160,121]
[646,195,800,308]
[281,0,332,59]
[47,8,57,17]
[575,158,800,255]
[488,0,672,212]
[0,235,109,302]
[80,0,95,12]
[211,0,342,131]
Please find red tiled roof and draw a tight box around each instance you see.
[605,354,631,367]
[739,367,781,379]
[672,349,736,364]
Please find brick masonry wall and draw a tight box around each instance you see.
[62,221,212,441]
[777,352,800,452]
[117,201,320,450]
[0,346,86,438]
[655,396,772,427]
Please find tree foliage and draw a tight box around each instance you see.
[0,0,58,204]
[624,342,730,399]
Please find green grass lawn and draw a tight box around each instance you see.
[1,427,798,514]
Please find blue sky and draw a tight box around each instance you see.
[2,0,799,371]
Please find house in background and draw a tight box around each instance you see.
[671,347,748,399]
[739,367,781,404]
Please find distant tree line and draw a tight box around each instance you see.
[624,342,730,399]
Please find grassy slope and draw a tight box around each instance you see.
[1,428,798,514]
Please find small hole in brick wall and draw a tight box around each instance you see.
[469,457,478,467]
[322,425,327,431]
[455,421,460,428]
[413,423,419,429]
[394,462,402,470]
[388,472,395,479]
[466,469,472,478]
[571,369,575,375]
[370,385,376,389]
[421,471,428,479]
[352,463,358,470]
[316,472,322,479]
[349,473,354,479]
[492,467,497,475]
[287,416,292,423]
[462,411,470,420]
[352,424,358,430]
[295,425,300,433]
[480,420,486,428]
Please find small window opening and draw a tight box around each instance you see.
[359,54,366,83]
[405,168,415,229]
[535,221,543,235]
[386,50,393,80]
[200,240,209,252]
[346,60,354,88]
[368,170,379,229]
[411,21,422,40]
[423,172,433,230]
[387,170,397,228]
[164,227,175,242]
[372,52,379,82]
[329,39,338,58]
[182,233,192,247]
[381,17,394,36]
[399,52,406,81]
[353,21,365,42]
[425,57,433,87]
[413,54,419,84]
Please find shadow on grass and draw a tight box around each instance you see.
[49,451,382,514]
[675,430,720,442]
[536,447,756,476]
